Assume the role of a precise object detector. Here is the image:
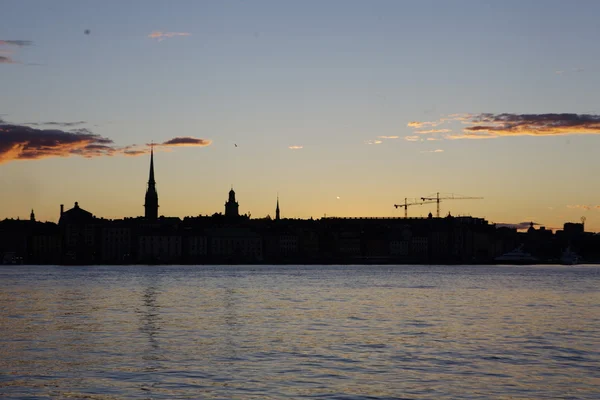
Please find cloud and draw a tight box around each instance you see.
[415,129,451,134]
[148,31,191,41]
[426,137,441,141]
[0,40,32,47]
[0,123,116,163]
[377,135,399,139]
[288,145,303,150]
[407,121,439,128]
[24,121,87,127]
[404,136,421,142]
[420,149,444,153]
[496,221,541,230]
[444,133,497,140]
[122,148,148,156]
[0,40,33,65]
[364,140,382,145]
[463,113,600,137]
[0,56,16,64]
[567,204,600,211]
[556,68,584,75]
[0,119,211,164]
[159,137,211,147]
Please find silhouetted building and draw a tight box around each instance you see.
[30,209,35,222]
[144,147,159,220]
[225,187,239,217]
[563,222,584,237]
[275,195,280,221]
[207,227,262,262]
[101,220,133,264]
[59,201,99,263]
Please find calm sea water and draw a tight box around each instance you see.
[1,264,599,399]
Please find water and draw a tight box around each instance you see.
[1,265,599,399]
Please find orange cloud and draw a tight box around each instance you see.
[567,205,600,211]
[288,145,303,150]
[420,149,444,153]
[148,31,191,41]
[377,135,399,139]
[404,136,421,142]
[444,133,497,140]
[407,121,439,128]
[415,129,451,134]
[0,120,211,164]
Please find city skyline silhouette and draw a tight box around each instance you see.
[2,1,600,231]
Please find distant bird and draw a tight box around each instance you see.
[84,29,91,35]
[234,144,238,147]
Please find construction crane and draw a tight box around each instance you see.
[394,198,437,218]
[420,192,484,218]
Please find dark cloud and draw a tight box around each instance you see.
[159,137,212,147]
[496,221,541,230]
[0,55,16,64]
[0,40,32,47]
[69,128,94,135]
[465,113,600,137]
[0,123,115,163]
[0,119,212,163]
[24,121,87,127]
[123,149,148,156]
[408,113,600,140]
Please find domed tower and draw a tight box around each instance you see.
[144,145,159,220]
[225,187,239,217]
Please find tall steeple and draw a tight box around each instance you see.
[275,194,280,221]
[30,209,36,222]
[144,144,159,220]
[224,186,239,217]
[148,144,155,185]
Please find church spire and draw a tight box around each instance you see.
[148,143,155,185]
[144,144,159,220]
[275,194,280,221]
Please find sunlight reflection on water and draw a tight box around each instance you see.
[1,264,599,399]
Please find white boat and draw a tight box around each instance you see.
[495,245,539,264]
[560,247,581,265]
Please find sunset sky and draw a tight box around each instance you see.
[2,0,600,231]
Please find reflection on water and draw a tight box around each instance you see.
[0,264,599,399]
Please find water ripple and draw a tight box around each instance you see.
[0,264,599,399]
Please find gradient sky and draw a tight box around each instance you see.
[2,0,600,231]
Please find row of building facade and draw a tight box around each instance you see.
[0,205,597,264]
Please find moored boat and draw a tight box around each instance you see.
[495,245,539,264]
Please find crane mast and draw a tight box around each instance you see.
[394,198,437,218]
